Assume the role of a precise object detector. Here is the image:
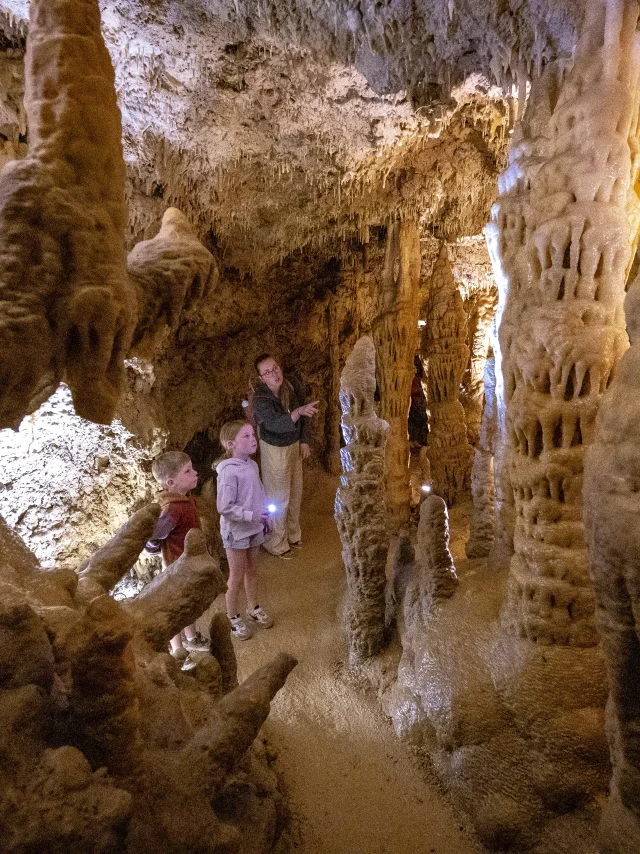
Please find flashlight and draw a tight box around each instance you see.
[267,503,277,513]
[421,484,432,494]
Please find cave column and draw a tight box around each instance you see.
[462,289,497,445]
[372,220,422,532]
[334,337,389,664]
[325,294,342,475]
[421,243,474,506]
[489,0,640,647]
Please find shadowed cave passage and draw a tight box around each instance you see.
[3,1,640,853]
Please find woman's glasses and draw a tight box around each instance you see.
[260,365,280,378]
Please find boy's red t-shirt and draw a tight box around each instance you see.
[146,491,201,566]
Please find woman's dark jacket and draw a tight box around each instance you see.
[253,375,310,447]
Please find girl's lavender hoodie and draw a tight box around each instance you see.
[216,457,266,542]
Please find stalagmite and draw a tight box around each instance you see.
[466,355,496,558]
[490,0,640,647]
[416,493,458,603]
[335,335,390,663]
[584,275,640,852]
[208,612,239,695]
[422,243,474,506]
[372,220,421,531]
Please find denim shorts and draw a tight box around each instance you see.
[223,530,265,550]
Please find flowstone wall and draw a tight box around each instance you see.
[489,0,640,647]
[385,3,640,852]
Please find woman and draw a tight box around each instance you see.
[252,353,319,559]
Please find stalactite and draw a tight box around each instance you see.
[490,0,640,647]
[372,220,421,531]
[0,0,136,428]
[422,243,474,506]
[334,336,389,664]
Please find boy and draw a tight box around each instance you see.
[146,450,210,670]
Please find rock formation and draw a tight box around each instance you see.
[372,220,422,531]
[0,0,135,428]
[335,335,390,664]
[489,0,640,646]
[416,493,458,604]
[466,355,497,558]
[462,288,498,444]
[0,0,217,431]
[422,243,474,506]
[584,269,640,852]
[0,504,297,854]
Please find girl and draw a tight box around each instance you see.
[216,420,274,640]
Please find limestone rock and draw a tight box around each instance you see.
[335,335,390,664]
[0,509,296,854]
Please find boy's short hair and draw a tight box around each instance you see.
[151,451,191,485]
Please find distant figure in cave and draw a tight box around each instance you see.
[253,353,319,559]
[409,354,429,448]
[146,451,211,669]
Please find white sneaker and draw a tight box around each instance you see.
[230,615,253,640]
[246,605,274,629]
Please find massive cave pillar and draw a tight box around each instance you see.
[462,289,498,445]
[326,295,343,475]
[335,336,389,664]
[466,355,497,558]
[422,244,474,506]
[585,270,640,854]
[372,220,421,532]
[490,0,640,646]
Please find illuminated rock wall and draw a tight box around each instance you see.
[489,0,640,646]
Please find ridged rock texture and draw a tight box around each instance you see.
[422,243,474,506]
[0,0,217,431]
[0,506,297,854]
[0,0,135,427]
[462,287,498,445]
[416,494,459,604]
[489,0,640,647]
[372,220,422,532]
[334,335,390,665]
[584,260,640,847]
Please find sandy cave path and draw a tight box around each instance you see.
[231,471,478,854]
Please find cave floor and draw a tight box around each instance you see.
[232,470,480,854]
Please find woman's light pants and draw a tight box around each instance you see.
[260,440,303,555]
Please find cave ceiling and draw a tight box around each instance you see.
[0,0,583,273]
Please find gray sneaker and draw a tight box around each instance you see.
[183,632,209,652]
[230,615,253,640]
[170,647,198,671]
[247,605,274,629]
